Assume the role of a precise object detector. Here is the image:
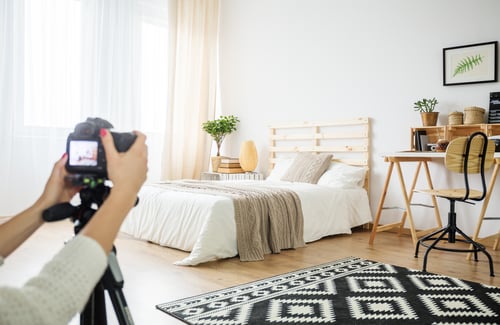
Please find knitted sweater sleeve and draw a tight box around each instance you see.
[0,235,107,325]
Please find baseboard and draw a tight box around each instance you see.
[366,222,498,247]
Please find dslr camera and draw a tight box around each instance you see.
[42,118,138,223]
[66,117,136,179]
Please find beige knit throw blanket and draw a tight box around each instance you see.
[151,181,305,261]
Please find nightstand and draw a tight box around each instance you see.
[200,172,263,181]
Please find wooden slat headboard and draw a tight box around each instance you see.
[268,117,371,191]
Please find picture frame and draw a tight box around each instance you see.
[443,41,497,86]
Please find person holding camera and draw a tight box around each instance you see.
[0,128,148,324]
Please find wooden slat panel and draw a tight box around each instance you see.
[268,117,371,192]
[269,157,369,165]
[271,132,369,141]
[269,145,368,153]
[269,117,369,129]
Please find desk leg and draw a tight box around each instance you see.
[400,161,442,242]
[398,162,422,236]
[369,162,394,245]
[468,162,500,259]
[394,161,419,247]
[422,161,442,229]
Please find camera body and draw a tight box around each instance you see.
[66,117,136,178]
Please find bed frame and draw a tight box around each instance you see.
[268,117,371,191]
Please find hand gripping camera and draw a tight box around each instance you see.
[66,117,137,181]
[43,117,138,222]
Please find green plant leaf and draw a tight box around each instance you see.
[453,54,483,77]
[202,115,240,156]
[413,97,438,112]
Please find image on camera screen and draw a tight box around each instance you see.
[68,140,98,166]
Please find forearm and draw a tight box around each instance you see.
[0,203,45,258]
[0,154,75,259]
[0,235,107,324]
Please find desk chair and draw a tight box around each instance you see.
[414,132,495,277]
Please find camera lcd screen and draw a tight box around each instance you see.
[68,140,99,167]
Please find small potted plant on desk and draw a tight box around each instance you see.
[202,115,239,172]
[414,97,439,126]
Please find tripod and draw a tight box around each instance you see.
[44,178,135,325]
[80,248,133,324]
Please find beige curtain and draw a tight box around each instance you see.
[161,0,220,180]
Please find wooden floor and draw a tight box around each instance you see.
[1,220,499,324]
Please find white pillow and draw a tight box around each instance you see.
[266,158,294,181]
[317,162,367,189]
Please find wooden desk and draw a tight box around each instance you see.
[369,152,443,247]
[369,152,500,250]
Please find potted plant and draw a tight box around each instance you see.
[414,97,439,126]
[202,115,239,171]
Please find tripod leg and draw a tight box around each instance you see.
[80,283,107,325]
[101,250,135,325]
[106,281,134,324]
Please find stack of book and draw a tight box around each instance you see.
[414,130,428,151]
[218,157,244,173]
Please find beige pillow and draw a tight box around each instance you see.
[281,153,333,184]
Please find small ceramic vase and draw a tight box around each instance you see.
[436,139,449,152]
[239,141,258,172]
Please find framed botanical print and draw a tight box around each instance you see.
[443,41,497,86]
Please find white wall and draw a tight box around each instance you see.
[218,0,500,236]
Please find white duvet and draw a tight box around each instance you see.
[120,180,372,265]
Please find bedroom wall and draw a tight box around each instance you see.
[218,0,500,237]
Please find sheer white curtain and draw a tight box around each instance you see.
[161,0,220,180]
[0,0,16,214]
[0,0,168,215]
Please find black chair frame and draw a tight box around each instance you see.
[414,132,495,277]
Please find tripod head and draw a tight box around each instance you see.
[43,174,138,235]
[43,175,110,234]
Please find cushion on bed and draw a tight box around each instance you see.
[317,162,367,188]
[281,153,332,184]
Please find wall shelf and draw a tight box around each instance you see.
[411,124,500,150]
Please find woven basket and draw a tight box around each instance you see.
[448,111,463,125]
[463,106,485,125]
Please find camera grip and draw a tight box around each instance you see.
[112,132,137,152]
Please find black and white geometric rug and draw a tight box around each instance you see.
[156,256,500,324]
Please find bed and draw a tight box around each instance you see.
[120,117,372,266]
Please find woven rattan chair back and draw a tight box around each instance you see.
[445,134,495,174]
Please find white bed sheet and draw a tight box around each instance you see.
[120,180,372,265]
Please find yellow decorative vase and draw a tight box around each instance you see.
[239,141,258,172]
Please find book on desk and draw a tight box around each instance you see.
[414,130,429,151]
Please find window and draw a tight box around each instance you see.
[22,0,168,133]
[140,19,168,133]
[23,0,82,128]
